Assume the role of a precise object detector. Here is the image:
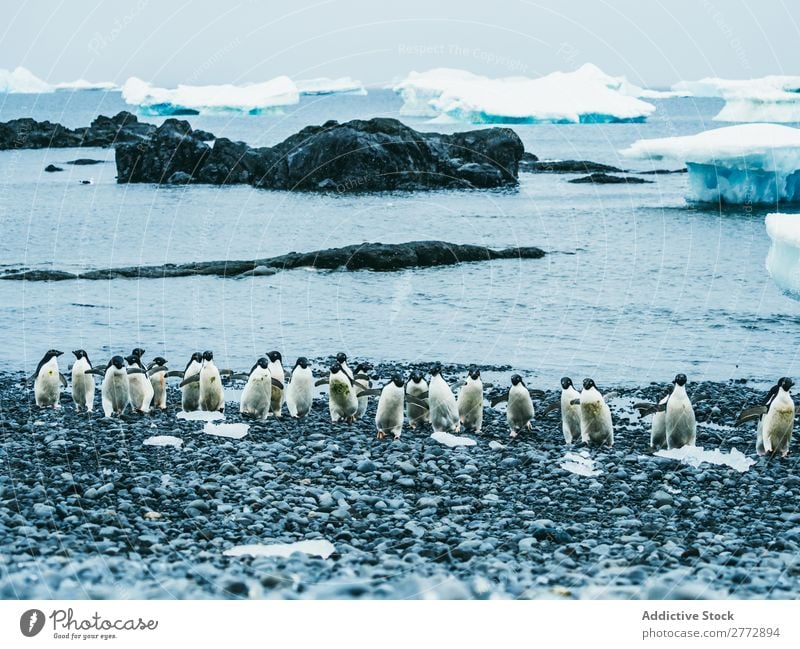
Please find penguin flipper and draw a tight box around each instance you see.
[59,373,68,388]
[356,389,382,398]
[736,406,768,426]
[491,393,509,407]
[569,398,580,406]
[165,370,184,378]
[180,374,201,388]
[353,373,371,381]
[634,402,658,416]
[271,378,284,389]
[405,395,430,409]
[84,368,105,376]
[127,367,147,375]
[147,366,168,376]
[528,389,546,398]
[314,378,330,387]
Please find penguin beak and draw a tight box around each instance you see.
[55,350,63,357]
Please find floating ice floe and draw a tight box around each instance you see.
[121,76,300,115]
[430,431,477,448]
[673,75,800,123]
[143,435,183,448]
[560,450,602,477]
[176,410,224,422]
[296,76,366,96]
[203,422,249,439]
[622,123,800,204]
[392,64,656,123]
[654,446,755,472]
[765,213,800,297]
[224,539,335,559]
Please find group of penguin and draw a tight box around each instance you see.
[28,349,795,457]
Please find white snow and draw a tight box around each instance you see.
[560,450,602,477]
[121,76,299,115]
[393,64,655,123]
[0,67,51,93]
[765,213,800,296]
[297,76,365,96]
[654,446,755,472]
[622,123,800,204]
[224,539,335,559]
[177,410,224,422]
[203,422,249,439]
[430,431,477,447]
[143,435,183,448]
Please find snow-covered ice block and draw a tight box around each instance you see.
[765,213,800,297]
[430,431,477,447]
[622,123,800,204]
[143,435,183,448]
[203,422,249,439]
[224,539,335,559]
[297,76,366,96]
[0,66,51,93]
[560,450,602,476]
[177,410,224,422]
[121,76,299,115]
[654,446,755,472]
[393,64,655,123]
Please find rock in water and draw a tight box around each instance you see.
[569,173,651,184]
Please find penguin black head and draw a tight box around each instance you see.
[409,370,423,384]
[131,348,145,359]
[151,356,167,366]
[779,377,794,391]
[124,354,142,367]
[391,375,404,388]
[583,378,596,390]
[295,357,309,369]
[203,350,214,362]
[109,355,125,370]
[336,352,348,364]
[468,366,481,381]
[267,350,282,363]
[72,349,88,361]
[511,374,524,386]
[330,362,342,374]
[185,352,203,371]
[254,357,269,370]
[674,373,687,386]
[354,362,372,374]
[430,364,442,377]
[560,377,573,390]
[43,349,63,360]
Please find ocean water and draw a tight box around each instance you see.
[1,89,799,386]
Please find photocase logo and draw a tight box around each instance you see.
[20,609,45,637]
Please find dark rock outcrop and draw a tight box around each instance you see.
[65,158,105,165]
[44,164,63,172]
[569,173,651,184]
[0,111,156,150]
[116,117,524,191]
[0,241,545,281]
[521,159,623,174]
[637,168,688,175]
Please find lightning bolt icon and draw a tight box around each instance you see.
[28,612,38,632]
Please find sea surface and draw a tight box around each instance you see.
[1,89,800,386]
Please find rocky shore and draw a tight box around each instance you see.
[1,367,797,600]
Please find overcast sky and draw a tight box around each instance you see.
[1,0,797,88]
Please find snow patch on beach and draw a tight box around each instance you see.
[143,435,183,448]
[177,410,224,422]
[430,431,477,447]
[654,446,755,472]
[203,422,249,439]
[560,450,602,476]
[224,539,335,559]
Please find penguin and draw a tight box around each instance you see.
[559,377,581,444]
[353,362,373,419]
[197,350,224,412]
[634,385,672,450]
[373,375,409,440]
[86,355,140,417]
[737,377,795,457]
[491,374,535,437]
[428,365,460,434]
[578,378,614,447]
[405,370,430,429]
[457,366,484,433]
[286,357,314,418]
[326,361,358,423]
[125,353,154,413]
[147,357,169,410]
[31,349,66,408]
[266,350,285,417]
[131,348,146,361]
[665,374,696,449]
[70,349,95,412]
[177,352,203,411]
[239,357,273,419]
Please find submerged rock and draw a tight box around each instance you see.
[569,173,651,184]
[520,159,623,174]
[43,164,63,172]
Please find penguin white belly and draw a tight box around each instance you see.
[756,418,766,455]
[200,367,224,412]
[561,389,581,443]
[666,400,696,449]
[354,378,370,418]
[286,370,314,418]
[329,377,358,422]
[429,381,460,433]
[102,373,130,417]
[762,403,794,456]
[406,382,429,428]
[240,371,272,419]
[376,390,404,438]
[128,373,154,413]
[181,365,201,411]
[150,373,167,409]
[507,385,534,436]
[581,400,613,446]
[71,360,94,412]
[651,410,667,449]
[34,358,61,408]
[457,383,484,433]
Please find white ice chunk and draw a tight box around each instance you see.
[143,435,183,448]
[765,213,800,297]
[0,66,51,93]
[203,422,249,439]
[121,76,299,115]
[296,76,366,96]
[224,539,335,559]
[560,450,602,477]
[488,440,506,451]
[177,410,224,421]
[430,431,477,447]
[54,79,118,91]
[654,446,755,472]
[393,64,655,123]
[622,123,800,204]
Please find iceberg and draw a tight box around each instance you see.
[54,79,118,91]
[0,66,51,93]
[622,123,800,204]
[765,213,800,297]
[296,76,365,96]
[121,76,299,115]
[393,64,656,123]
